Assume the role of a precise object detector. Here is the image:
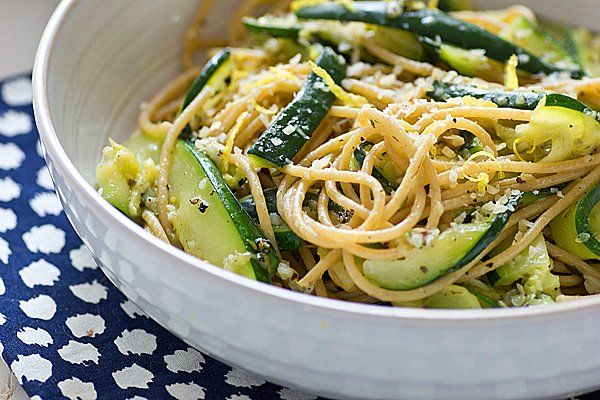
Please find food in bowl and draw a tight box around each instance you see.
[95,0,600,309]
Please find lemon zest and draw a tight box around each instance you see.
[505,54,520,90]
[462,151,500,194]
[308,60,368,108]
[221,111,249,172]
[242,67,301,91]
[512,136,536,162]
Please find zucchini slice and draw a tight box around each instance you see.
[544,94,600,124]
[499,16,575,68]
[508,94,600,162]
[353,142,398,194]
[575,181,600,257]
[294,2,583,77]
[247,46,346,167]
[240,188,303,252]
[421,37,509,82]
[244,15,424,62]
[465,286,501,308]
[428,82,544,110]
[180,49,233,139]
[566,27,600,78]
[430,84,599,122]
[96,140,146,219]
[438,0,471,12]
[363,195,520,290]
[424,285,481,309]
[550,190,600,261]
[239,188,351,251]
[487,234,560,299]
[170,140,278,282]
[243,16,302,39]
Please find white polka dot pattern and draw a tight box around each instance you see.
[0,74,324,400]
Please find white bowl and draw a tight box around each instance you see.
[33,1,600,399]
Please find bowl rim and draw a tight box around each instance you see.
[33,0,600,323]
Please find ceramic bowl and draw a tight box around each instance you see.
[32,1,600,399]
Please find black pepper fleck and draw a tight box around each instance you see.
[197,201,209,213]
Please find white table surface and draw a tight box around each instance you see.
[0,1,60,398]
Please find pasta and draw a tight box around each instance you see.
[96,0,600,309]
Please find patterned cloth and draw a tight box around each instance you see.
[0,74,320,400]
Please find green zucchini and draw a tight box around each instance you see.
[96,140,147,219]
[240,189,303,252]
[244,15,424,62]
[544,94,600,124]
[97,132,163,219]
[170,140,278,282]
[438,0,471,12]
[353,142,398,194]
[243,15,302,39]
[487,235,560,298]
[363,194,520,290]
[423,285,481,309]
[505,93,600,162]
[566,27,600,77]
[421,37,508,82]
[248,46,346,167]
[427,82,544,110]
[458,132,483,160]
[239,188,352,250]
[550,188,600,261]
[180,49,233,140]
[295,2,583,77]
[499,16,576,68]
[465,286,501,308]
[574,181,600,257]
[429,84,599,122]
[520,186,564,208]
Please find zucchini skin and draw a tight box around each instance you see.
[180,49,232,139]
[240,189,303,252]
[466,287,501,308]
[566,28,600,78]
[182,140,278,281]
[428,84,600,122]
[454,194,521,273]
[545,94,600,125]
[428,82,543,110]
[181,49,231,110]
[437,0,471,11]
[239,188,352,251]
[575,181,600,257]
[353,142,396,194]
[243,17,301,39]
[248,46,346,167]
[295,2,582,78]
[364,194,521,291]
[240,188,280,218]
